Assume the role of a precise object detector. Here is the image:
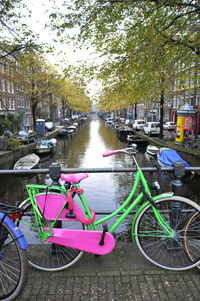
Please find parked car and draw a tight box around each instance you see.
[45,122,55,132]
[163,122,176,130]
[3,130,14,138]
[132,120,145,131]
[106,118,114,124]
[14,130,35,144]
[143,122,160,136]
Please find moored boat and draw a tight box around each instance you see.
[65,126,77,134]
[14,153,40,170]
[34,138,57,155]
[72,122,79,127]
[116,126,134,141]
[146,145,159,157]
[157,148,190,168]
[127,135,149,146]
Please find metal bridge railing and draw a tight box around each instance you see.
[0,162,199,215]
[0,164,200,175]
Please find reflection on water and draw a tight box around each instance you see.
[0,115,200,239]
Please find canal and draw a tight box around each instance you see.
[0,114,200,239]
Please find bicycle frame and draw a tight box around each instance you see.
[22,167,174,242]
[77,168,174,236]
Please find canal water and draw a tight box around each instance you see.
[0,114,200,239]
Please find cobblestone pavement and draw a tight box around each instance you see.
[18,243,200,301]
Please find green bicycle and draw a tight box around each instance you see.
[17,145,200,272]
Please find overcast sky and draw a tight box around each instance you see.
[22,0,102,98]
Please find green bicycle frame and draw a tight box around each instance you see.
[22,168,174,241]
[76,168,174,237]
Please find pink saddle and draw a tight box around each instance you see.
[60,173,88,183]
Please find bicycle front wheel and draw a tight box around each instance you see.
[134,196,200,271]
[18,200,85,272]
[0,221,28,301]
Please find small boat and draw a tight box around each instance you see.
[72,122,79,127]
[146,145,159,157]
[57,128,69,136]
[157,148,190,168]
[14,153,40,170]
[65,126,77,134]
[157,148,194,181]
[34,138,57,155]
[57,125,76,136]
[116,126,134,141]
[127,135,149,146]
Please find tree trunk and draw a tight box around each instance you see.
[134,103,137,120]
[31,102,37,131]
[62,98,65,118]
[160,90,164,139]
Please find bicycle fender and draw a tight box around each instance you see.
[153,192,174,200]
[131,192,174,243]
[0,213,28,250]
[18,197,31,208]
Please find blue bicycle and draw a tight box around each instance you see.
[0,203,28,301]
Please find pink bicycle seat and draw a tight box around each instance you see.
[60,173,88,183]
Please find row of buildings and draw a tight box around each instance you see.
[127,78,200,134]
[0,60,60,130]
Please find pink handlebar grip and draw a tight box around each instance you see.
[103,148,129,157]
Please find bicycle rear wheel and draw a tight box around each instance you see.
[134,196,200,271]
[0,221,28,301]
[18,200,85,272]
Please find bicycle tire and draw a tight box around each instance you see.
[134,196,200,271]
[184,211,200,272]
[18,200,85,272]
[0,221,29,301]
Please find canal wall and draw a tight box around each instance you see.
[0,128,59,168]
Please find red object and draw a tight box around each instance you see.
[67,190,73,211]
[10,212,22,220]
[71,187,84,194]
[184,116,193,130]
[76,208,96,225]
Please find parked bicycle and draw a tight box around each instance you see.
[0,204,28,301]
[17,145,200,272]
[183,135,200,151]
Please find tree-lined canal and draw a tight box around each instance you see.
[0,115,200,238]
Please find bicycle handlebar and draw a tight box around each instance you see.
[103,146,138,157]
[102,148,129,157]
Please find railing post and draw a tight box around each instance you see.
[170,161,185,247]
[49,162,61,186]
[172,161,185,196]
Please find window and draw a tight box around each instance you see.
[8,97,11,110]
[11,98,15,110]
[11,82,14,93]
[1,78,6,92]
[7,80,10,93]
